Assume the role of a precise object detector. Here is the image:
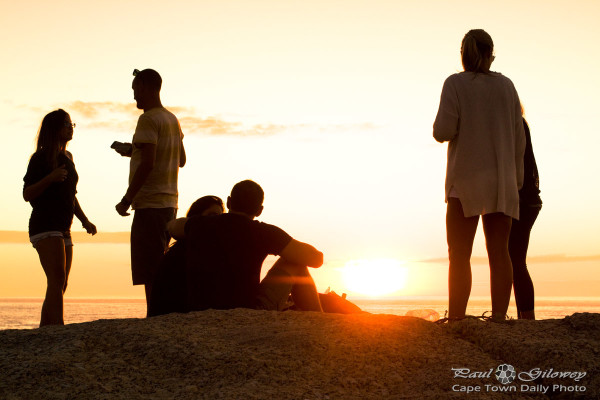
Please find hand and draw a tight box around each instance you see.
[113,142,133,157]
[49,165,68,182]
[116,198,131,216]
[82,220,97,235]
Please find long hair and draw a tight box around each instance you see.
[187,195,224,217]
[461,29,494,73]
[35,109,68,168]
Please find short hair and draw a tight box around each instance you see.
[461,29,494,73]
[187,196,224,217]
[229,180,264,215]
[133,68,162,91]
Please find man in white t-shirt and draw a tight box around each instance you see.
[114,69,186,313]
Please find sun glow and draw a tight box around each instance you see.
[342,259,408,297]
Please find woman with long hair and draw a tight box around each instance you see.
[148,195,224,317]
[433,29,526,320]
[510,112,542,319]
[23,109,96,326]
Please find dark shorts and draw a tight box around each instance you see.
[131,208,176,285]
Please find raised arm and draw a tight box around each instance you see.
[23,165,67,202]
[167,217,188,240]
[279,239,324,268]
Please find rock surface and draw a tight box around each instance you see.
[0,310,598,399]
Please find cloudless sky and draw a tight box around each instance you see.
[1,0,599,298]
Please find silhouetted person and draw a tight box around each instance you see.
[23,109,97,326]
[168,180,324,312]
[114,68,186,315]
[148,196,224,317]
[433,29,525,321]
[509,116,542,320]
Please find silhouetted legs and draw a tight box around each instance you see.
[482,212,513,320]
[36,237,72,326]
[131,208,175,317]
[446,198,478,319]
[446,198,513,320]
[257,259,322,312]
[509,205,540,320]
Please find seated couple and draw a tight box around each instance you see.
[148,180,324,316]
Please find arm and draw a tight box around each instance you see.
[179,140,186,167]
[113,142,133,157]
[167,217,188,240]
[74,197,97,235]
[115,143,156,216]
[279,239,324,268]
[433,77,459,143]
[515,115,526,190]
[23,165,67,202]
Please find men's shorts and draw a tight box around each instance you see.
[131,208,176,285]
[30,231,73,248]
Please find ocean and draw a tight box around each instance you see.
[2,296,600,330]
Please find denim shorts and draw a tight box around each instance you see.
[30,231,73,248]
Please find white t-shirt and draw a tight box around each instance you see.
[130,107,183,209]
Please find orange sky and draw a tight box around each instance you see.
[1,0,599,299]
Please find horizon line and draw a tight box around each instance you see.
[1,230,599,264]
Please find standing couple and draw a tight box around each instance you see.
[434,29,542,321]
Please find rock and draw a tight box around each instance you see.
[0,310,597,399]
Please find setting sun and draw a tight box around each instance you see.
[342,259,408,297]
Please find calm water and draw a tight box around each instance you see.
[2,296,600,330]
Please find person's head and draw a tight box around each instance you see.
[227,180,264,217]
[187,195,224,217]
[132,68,162,110]
[461,29,494,73]
[36,109,73,165]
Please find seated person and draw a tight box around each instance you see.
[147,195,224,317]
[167,180,324,312]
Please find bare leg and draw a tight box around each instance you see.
[36,237,67,326]
[144,284,153,317]
[446,198,479,319]
[519,310,535,320]
[258,259,322,312]
[482,212,513,320]
[63,245,73,294]
[509,205,539,320]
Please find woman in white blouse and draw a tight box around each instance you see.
[433,29,525,321]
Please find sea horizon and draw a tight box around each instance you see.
[2,296,600,331]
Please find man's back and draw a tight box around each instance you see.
[185,213,292,310]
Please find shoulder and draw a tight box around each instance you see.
[441,73,464,91]
[491,72,516,87]
[27,152,46,168]
[254,220,291,237]
[161,108,178,120]
[443,73,461,85]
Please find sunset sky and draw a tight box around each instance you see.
[1,0,599,299]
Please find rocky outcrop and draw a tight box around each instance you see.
[0,310,598,399]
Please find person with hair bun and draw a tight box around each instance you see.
[433,29,526,321]
[23,109,97,326]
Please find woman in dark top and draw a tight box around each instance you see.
[509,117,542,319]
[148,195,224,317]
[23,109,96,326]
